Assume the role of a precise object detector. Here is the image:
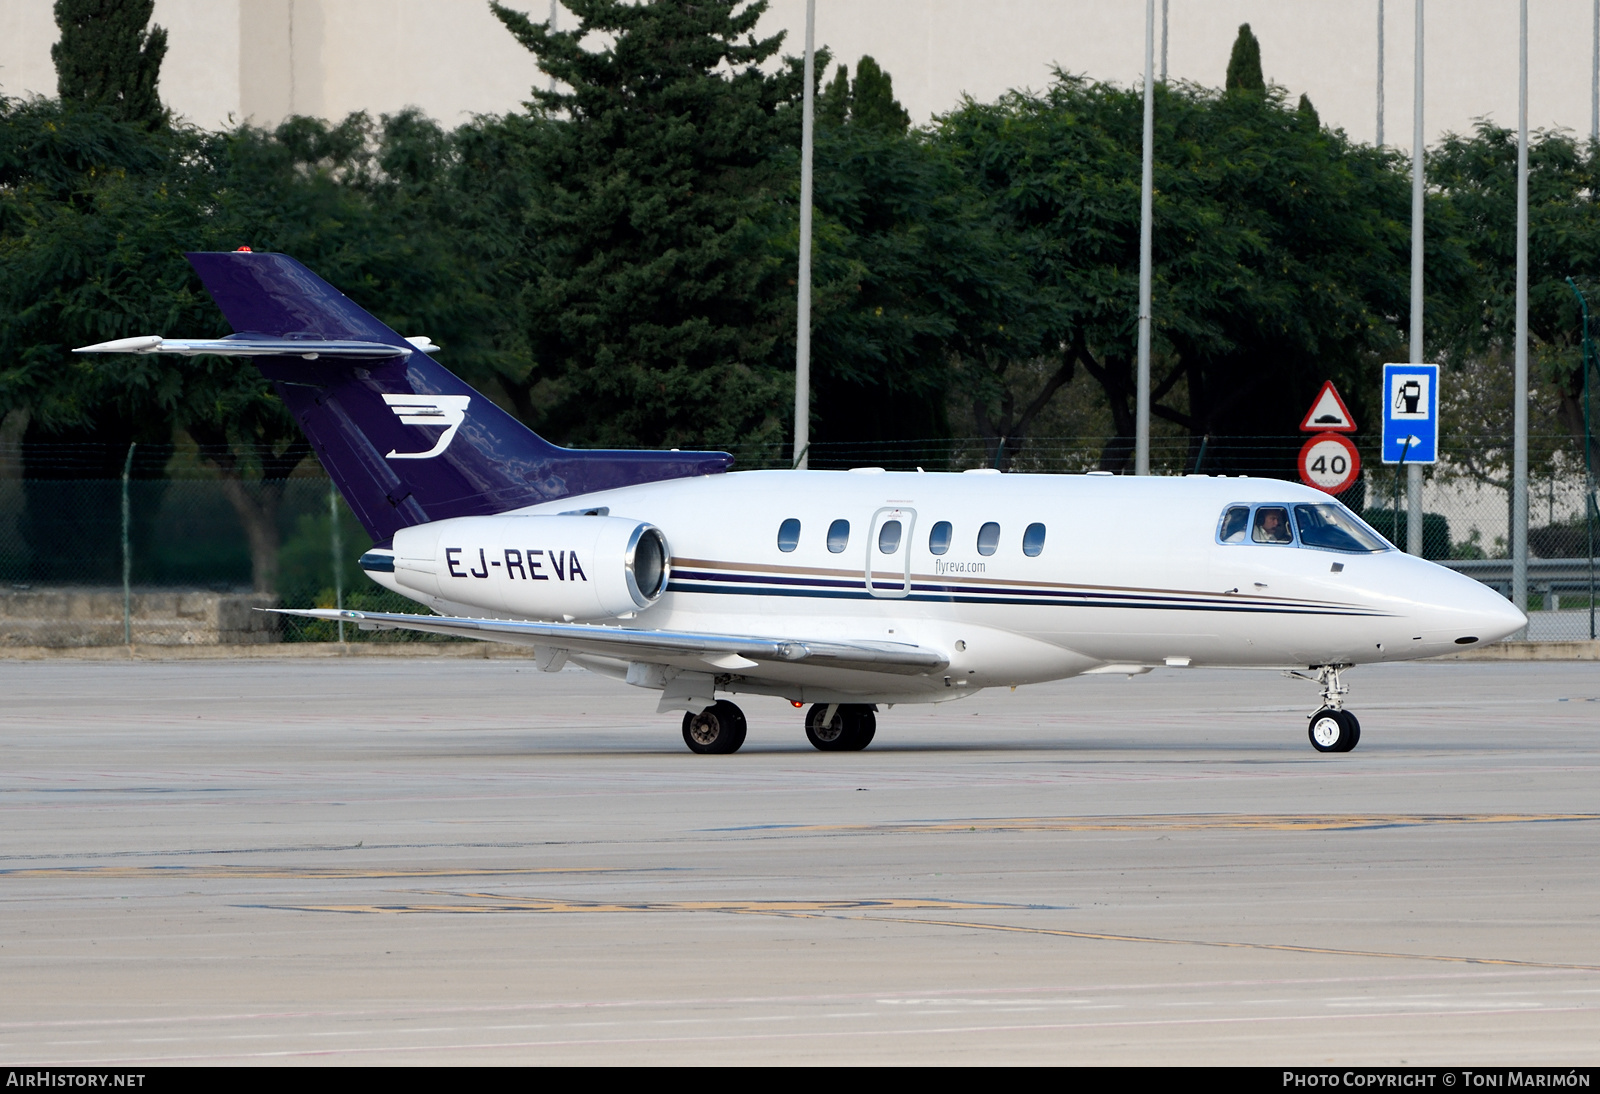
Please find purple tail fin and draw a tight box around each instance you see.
[186,252,732,545]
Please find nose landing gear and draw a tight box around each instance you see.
[1308,707,1361,752]
[1288,665,1361,753]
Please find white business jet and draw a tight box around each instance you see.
[78,252,1526,754]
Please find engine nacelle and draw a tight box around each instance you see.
[390,514,670,621]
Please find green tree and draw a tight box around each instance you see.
[1429,123,1600,484]
[938,75,1464,475]
[1296,93,1320,128]
[804,122,1059,467]
[817,56,911,134]
[488,0,807,451]
[0,103,494,591]
[849,57,911,133]
[819,64,851,128]
[50,0,167,129]
[1225,23,1264,93]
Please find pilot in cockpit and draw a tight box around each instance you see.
[1252,506,1293,544]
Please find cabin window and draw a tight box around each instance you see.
[1022,523,1046,557]
[878,520,903,554]
[776,518,801,552]
[827,519,851,553]
[976,521,1001,556]
[1218,506,1250,543]
[1251,506,1294,544]
[928,521,952,555]
[1293,504,1389,553]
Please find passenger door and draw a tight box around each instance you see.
[866,507,915,598]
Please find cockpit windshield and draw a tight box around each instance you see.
[1292,503,1390,553]
[1217,501,1392,553]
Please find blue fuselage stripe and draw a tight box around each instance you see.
[666,578,1384,617]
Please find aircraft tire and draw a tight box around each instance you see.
[683,701,747,755]
[805,704,848,751]
[805,704,876,751]
[1336,711,1361,752]
[841,708,876,751]
[1308,707,1357,753]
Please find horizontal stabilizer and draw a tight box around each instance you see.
[82,251,735,545]
[271,608,948,676]
[74,335,409,360]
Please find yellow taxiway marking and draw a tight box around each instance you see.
[1,866,621,880]
[811,914,1600,974]
[752,813,1600,834]
[267,895,1600,973]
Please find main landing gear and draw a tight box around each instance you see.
[804,703,876,752]
[682,701,747,754]
[678,701,880,754]
[1292,664,1361,753]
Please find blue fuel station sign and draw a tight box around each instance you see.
[1381,362,1439,464]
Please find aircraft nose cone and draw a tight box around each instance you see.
[1452,572,1527,646]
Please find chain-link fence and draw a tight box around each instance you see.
[1,437,1593,646]
[0,464,449,645]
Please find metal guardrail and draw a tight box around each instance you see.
[1441,558,1599,640]
[1440,557,1600,587]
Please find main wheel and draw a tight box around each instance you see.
[682,701,747,754]
[1308,708,1358,753]
[848,711,877,751]
[805,704,876,752]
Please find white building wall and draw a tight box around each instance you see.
[759,1,1598,147]
[0,1,1596,146]
[0,1,60,104]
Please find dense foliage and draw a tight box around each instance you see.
[2,5,1597,588]
[51,0,167,129]
[487,0,805,450]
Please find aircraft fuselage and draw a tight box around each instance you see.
[361,468,1525,706]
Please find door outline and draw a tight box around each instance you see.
[866,507,916,598]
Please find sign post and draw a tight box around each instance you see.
[1297,381,1360,495]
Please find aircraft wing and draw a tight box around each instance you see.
[74,335,421,359]
[271,608,948,675]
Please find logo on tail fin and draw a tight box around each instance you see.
[383,394,471,459]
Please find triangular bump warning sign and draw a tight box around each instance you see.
[1300,381,1356,432]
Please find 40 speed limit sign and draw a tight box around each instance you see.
[1298,432,1361,494]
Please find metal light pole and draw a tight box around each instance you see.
[1408,0,1424,555]
[792,0,815,470]
[329,480,345,645]
[549,1,558,93]
[1160,0,1168,83]
[1592,0,1598,143]
[1377,0,1385,145]
[1513,0,1531,629]
[121,442,135,648]
[1135,0,1155,476]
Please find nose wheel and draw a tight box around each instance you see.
[1308,707,1361,752]
[1288,665,1362,753]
